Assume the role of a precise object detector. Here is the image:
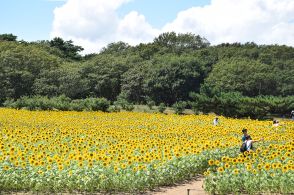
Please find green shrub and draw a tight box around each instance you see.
[147,100,156,110]
[80,98,110,112]
[158,103,166,113]
[145,96,155,110]
[3,99,17,108]
[92,98,110,112]
[172,101,187,114]
[114,94,134,111]
[190,92,294,119]
[124,103,135,111]
[50,95,71,111]
[70,100,84,111]
[108,105,121,112]
[3,96,111,112]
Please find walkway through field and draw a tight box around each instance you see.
[149,177,207,195]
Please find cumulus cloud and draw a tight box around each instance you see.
[163,0,294,46]
[51,0,158,53]
[51,0,294,54]
[116,11,160,45]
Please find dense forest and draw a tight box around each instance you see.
[0,32,293,118]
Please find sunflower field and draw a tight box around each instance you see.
[0,108,293,193]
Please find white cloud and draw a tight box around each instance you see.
[116,11,160,45]
[51,0,158,53]
[51,0,294,54]
[163,0,294,46]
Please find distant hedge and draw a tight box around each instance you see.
[3,95,110,112]
[190,92,294,119]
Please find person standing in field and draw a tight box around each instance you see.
[213,117,219,126]
[240,129,264,152]
[291,110,294,120]
[273,119,279,127]
[241,128,249,142]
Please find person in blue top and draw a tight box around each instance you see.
[241,128,250,142]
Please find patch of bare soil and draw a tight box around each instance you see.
[147,177,207,195]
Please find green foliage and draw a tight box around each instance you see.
[0,33,17,41]
[154,32,210,54]
[0,41,62,103]
[80,97,110,112]
[3,96,110,112]
[141,55,204,104]
[100,41,131,55]
[205,58,278,96]
[114,93,135,111]
[49,37,84,60]
[158,103,166,113]
[0,32,293,117]
[70,100,85,111]
[108,105,121,112]
[124,103,135,111]
[120,63,149,103]
[33,63,89,99]
[80,54,128,101]
[172,101,187,115]
[190,92,294,119]
[146,97,156,110]
[208,44,294,96]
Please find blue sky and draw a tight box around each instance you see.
[0,0,210,41]
[1,0,293,53]
[0,0,64,41]
[118,0,210,28]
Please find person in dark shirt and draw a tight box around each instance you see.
[241,128,250,142]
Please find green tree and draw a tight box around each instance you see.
[154,32,210,54]
[205,58,277,96]
[49,37,84,60]
[0,33,17,41]
[142,55,203,104]
[120,63,149,103]
[100,41,130,55]
[80,54,128,100]
[0,41,61,103]
[33,63,88,99]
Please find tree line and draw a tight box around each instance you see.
[0,32,293,118]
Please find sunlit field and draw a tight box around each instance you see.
[0,108,293,193]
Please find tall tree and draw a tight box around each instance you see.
[49,37,84,60]
[0,33,17,41]
[154,32,210,53]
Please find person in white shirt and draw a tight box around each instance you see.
[273,119,279,127]
[213,117,219,126]
[244,136,264,151]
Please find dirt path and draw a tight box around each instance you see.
[148,177,207,195]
